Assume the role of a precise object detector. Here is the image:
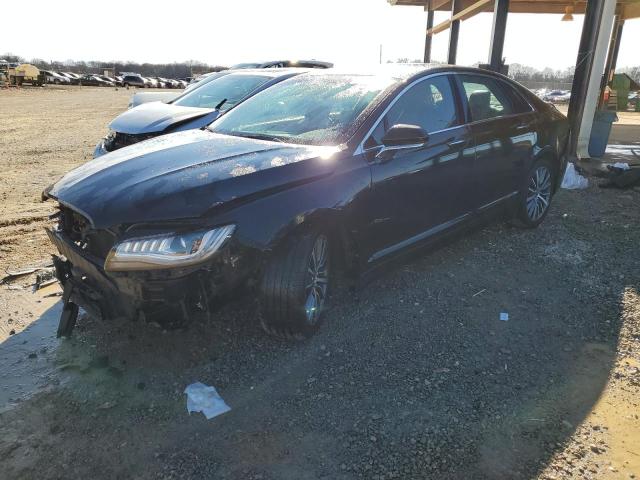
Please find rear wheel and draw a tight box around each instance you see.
[512,158,554,228]
[259,232,331,339]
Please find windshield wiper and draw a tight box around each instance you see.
[234,132,286,143]
[214,98,227,110]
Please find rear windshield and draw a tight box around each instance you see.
[210,74,393,146]
[173,74,271,110]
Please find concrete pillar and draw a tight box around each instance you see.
[424,3,434,63]
[488,0,509,72]
[576,0,616,158]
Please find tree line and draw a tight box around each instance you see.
[1,53,226,78]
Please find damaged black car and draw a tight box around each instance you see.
[43,66,568,339]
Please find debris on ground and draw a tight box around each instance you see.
[1,265,54,286]
[184,382,231,420]
[33,268,57,291]
[561,162,589,189]
[600,164,640,189]
[500,312,509,321]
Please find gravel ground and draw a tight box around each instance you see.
[0,86,639,479]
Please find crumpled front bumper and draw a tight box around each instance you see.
[46,227,251,324]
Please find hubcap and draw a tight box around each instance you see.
[526,166,552,221]
[304,235,329,324]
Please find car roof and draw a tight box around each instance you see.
[299,63,529,87]
[223,67,311,78]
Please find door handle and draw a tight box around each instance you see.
[447,139,466,148]
[515,124,530,131]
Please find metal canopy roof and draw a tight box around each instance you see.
[389,0,640,20]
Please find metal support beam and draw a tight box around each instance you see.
[424,2,434,63]
[447,0,462,64]
[605,17,624,79]
[599,16,624,107]
[566,0,606,157]
[488,0,509,72]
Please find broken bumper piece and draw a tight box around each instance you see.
[46,227,248,325]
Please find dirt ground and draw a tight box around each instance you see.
[1,86,639,479]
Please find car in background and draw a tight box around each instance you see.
[94,69,304,157]
[60,72,81,85]
[128,91,182,109]
[143,77,158,88]
[42,70,71,85]
[98,75,118,85]
[121,74,146,88]
[79,75,115,87]
[230,59,333,69]
[47,66,568,339]
[543,90,571,103]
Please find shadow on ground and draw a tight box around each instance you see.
[1,186,637,480]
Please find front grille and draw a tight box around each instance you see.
[105,132,159,152]
[57,205,116,260]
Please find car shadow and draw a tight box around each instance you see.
[0,193,633,479]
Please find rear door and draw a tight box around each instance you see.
[361,74,476,263]
[455,74,537,210]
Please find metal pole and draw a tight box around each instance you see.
[566,0,606,157]
[605,17,624,78]
[424,2,434,63]
[599,16,624,107]
[447,0,461,64]
[488,0,509,72]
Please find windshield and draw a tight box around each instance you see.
[210,74,392,146]
[173,74,271,110]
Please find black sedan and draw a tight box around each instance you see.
[79,75,115,87]
[43,66,568,339]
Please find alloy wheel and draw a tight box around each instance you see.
[526,165,552,221]
[304,235,329,324]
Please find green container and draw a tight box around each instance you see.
[611,74,631,111]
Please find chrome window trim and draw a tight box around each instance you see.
[355,70,537,156]
[452,72,535,125]
[354,72,457,155]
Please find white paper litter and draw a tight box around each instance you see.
[561,163,588,190]
[611,162,630,170]
[184,382,231,420]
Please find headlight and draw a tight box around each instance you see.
[104,225,235,271]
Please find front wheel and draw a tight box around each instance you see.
[259,232,331,339]
[512,158,555,228]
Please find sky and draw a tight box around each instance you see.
[1,0,639,71]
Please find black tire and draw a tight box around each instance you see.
[512,158,555,228]
[259,232,331,339]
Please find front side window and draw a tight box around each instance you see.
[173,74,271,110]
[211,74,394,146]
[459,75,515,121]
[364,75,459,149]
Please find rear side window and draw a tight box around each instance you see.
[505,84,533,113]
[364,75,459,149]
[459,75,516,121]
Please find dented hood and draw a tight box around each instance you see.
[109,102,214,134]
[45,130,338,229]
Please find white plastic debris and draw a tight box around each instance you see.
[561,163,588,190]
[184,382,231,420]
[612,162,630,170]
[499,312,509,321]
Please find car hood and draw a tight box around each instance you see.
[109,102,214,134]
[45,130,340,229]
